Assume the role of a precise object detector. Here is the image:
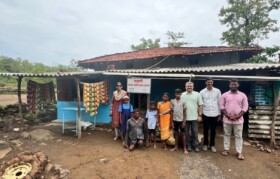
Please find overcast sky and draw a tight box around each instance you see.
[0,0,279,66]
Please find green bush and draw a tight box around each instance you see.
[0,105,4,115]
[49,101,57,109]
[24,113,40,123]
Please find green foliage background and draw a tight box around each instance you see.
[0,56,81,87]
[219,0,280,46]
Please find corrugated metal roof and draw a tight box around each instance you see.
[79,46,262,64]
[109,63,280,73]
[0,71,102,78]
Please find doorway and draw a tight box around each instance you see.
[130,93,148,110]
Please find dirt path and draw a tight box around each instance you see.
[1,125,280,179]
[0,94,27,107]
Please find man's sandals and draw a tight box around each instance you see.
[221,150,229,156]
[222,150,245,160]
[236,153,245,160]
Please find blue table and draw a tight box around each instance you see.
[62,107,85,134]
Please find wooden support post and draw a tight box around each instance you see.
[271,89,280,146]
[146,94,150,110]
[75,78,82,139]
[17,76,23,125]
[138,94,141,109]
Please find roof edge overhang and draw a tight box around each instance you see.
[103,72,280,81]
[0,71,103,78]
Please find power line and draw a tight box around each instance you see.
[145,55,170,69]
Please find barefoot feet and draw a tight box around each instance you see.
[170,147,178,152]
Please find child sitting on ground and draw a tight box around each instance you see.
[145,101,158,149]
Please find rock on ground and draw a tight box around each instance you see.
[22,129,54,141]
[11,139,23,147]
[20,132,31,139]
[0,140,12,159]
[53,164,70,178]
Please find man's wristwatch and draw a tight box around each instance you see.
[198,114,202,117]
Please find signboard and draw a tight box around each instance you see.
[127,78,151,94]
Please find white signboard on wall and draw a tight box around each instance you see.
[127,78,151,94]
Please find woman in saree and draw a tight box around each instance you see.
[157,92,172,150]
[110,82,127,140]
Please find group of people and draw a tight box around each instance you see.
[110,78,248,160]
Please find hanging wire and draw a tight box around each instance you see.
[145,55,170,69]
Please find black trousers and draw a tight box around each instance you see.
[202,114,218,147]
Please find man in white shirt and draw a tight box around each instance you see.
[200,78,221,153]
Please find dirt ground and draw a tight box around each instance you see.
[0,94,27,107]
[1,124,280,179]
[0,95,279,178]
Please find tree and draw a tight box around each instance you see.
[247,46,280,63]
[0,56,14,72]
[69,59,82,71]
[166,31,190,47]
[219,0,280,46]
[0,56,84,84]
[131,31,191,50]
[131,38,161,51]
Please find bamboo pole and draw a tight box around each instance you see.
[17,76,23,125]
[75,78,82,139]
[271,89,280,146]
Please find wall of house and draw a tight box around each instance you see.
[159,53,240,68]
[149,78,251,102]
[198,53,240,66]
[57,73,268,128]
[56,76,192,125]
[275,81,280,94]
[56,76,127,124]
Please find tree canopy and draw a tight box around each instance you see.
[247,46,280,63]
[131,38,161,51]
[131,31,190,50]
[166,31,190,47]
[0,56,81,83]
[219,0,280,46]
